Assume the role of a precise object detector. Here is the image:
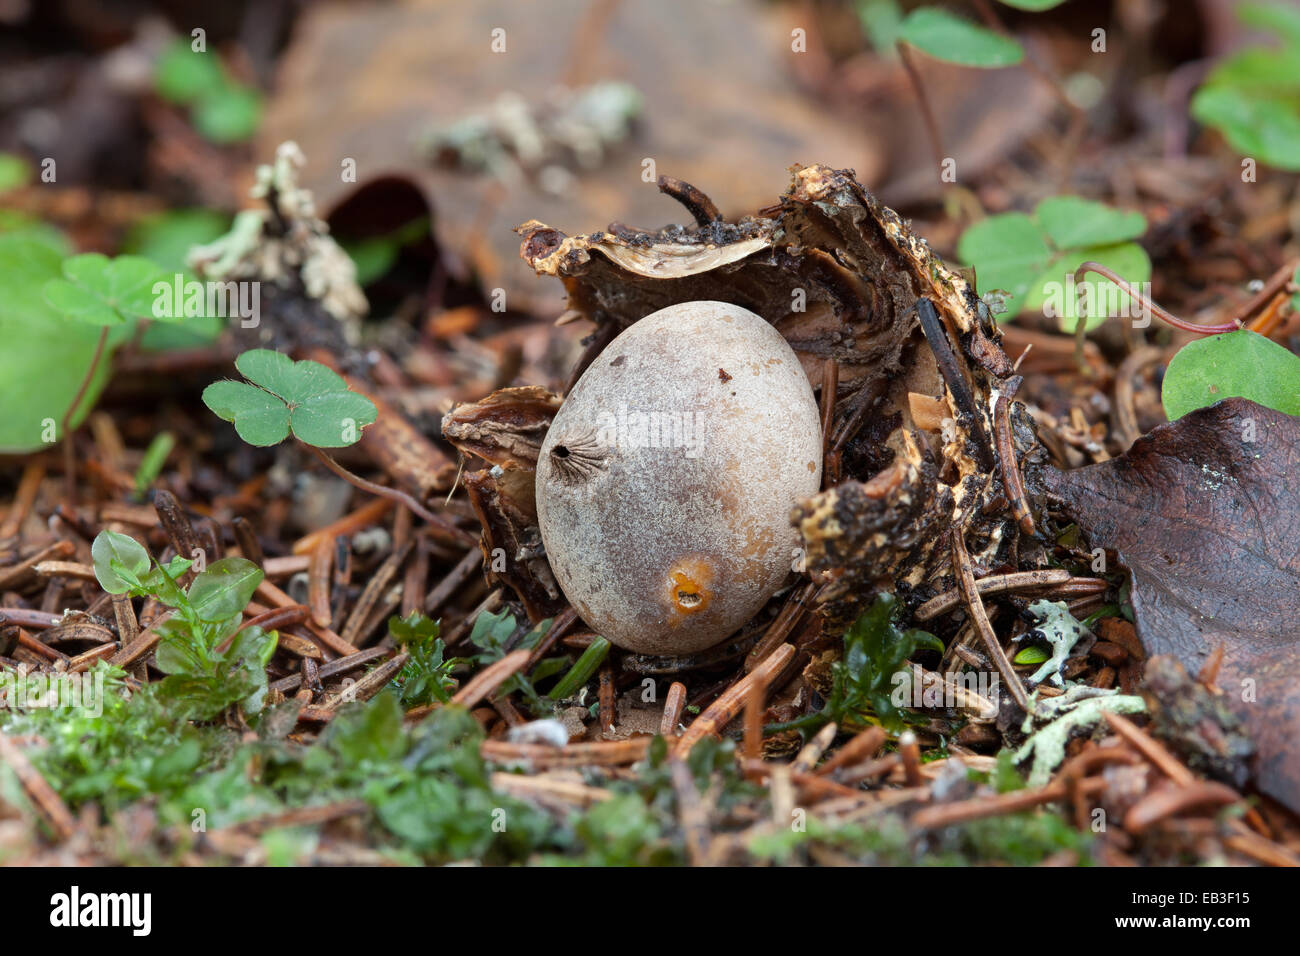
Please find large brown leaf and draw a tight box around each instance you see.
[260,0,883,315]
[1043,398,1300,812]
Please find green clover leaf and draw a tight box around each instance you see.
[957,196,1150,331]
[202,349,378,447]
[154,40,262,144]
[1189,1,1300,171]
[898,8,1024,68]
[42,253,172,326]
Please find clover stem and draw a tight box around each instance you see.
[303,442,472,545]
[1072,261,1242,373]
[896,42,945,179]
[60,327,109,502]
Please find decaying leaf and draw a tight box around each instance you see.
[443,386,567,621]
[259,0,885,315]
[1042,398,1300,813]
[1141,655,1254,790]
[442,385,563,471]
[459,468,565,623]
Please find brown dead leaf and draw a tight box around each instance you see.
[1042,398,1300,813]
[259,0,884,315]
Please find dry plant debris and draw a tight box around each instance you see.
[1,0,1299,870]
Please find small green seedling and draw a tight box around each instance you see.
[1190,1,1300,172]
[134,431,176,497]
[33,252,181,489]
[1161,329,1300,420]
[91,529,273,720]
[0,229,209,453]
[203,349,466,534]
[957,196,1150,329]
[771,592,944,736]
[155,40,262,144]
[464,609,568,715]
[387,611,463,708]
[961,197,1294,421]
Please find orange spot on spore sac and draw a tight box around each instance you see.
[668,557,714,616]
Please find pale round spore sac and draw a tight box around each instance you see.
[536,300,823,656]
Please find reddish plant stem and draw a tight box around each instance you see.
[60,326,110,502]
[303,443,471,544]
[896,42,945,180]
[1072,261,1242,372]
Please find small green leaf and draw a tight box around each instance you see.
[855,0,905,55]
[134,432,175,496]
[193,84,263,144]
[1014,645,1051,665]
[997,0,1066,10]
[992,749,1025,792]
[955,212,1049,316]
[123,208,230,348]
[1237,1,1300,47]
[43,253,171,326]
[1189,2,1300,172]
[202,379,291,446]
[187,557,264,622]
[91,530,151,594]
[154,41,261,144]
[154,619,207,675]
[1161,330,1300,420]
[291,391,381,447]
[548,637,612,700]
[0,234,126,451]
[124,209,230,274]
[468,608,519,661]
[235,349,346,404]
[204,350,377,448]
[899,8,1024,68]
[1026,241,1152,333]
[141,555,194,596]
[140,558,190,609]
[959,198,1150,329]
[0,209,65,248]
[389,611,442,645]
[1190,86,1300,172]
[1034,196,1147,250]
[155,42,226,104]
[0,152,31,192]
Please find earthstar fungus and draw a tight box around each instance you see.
[535,300,823,655]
